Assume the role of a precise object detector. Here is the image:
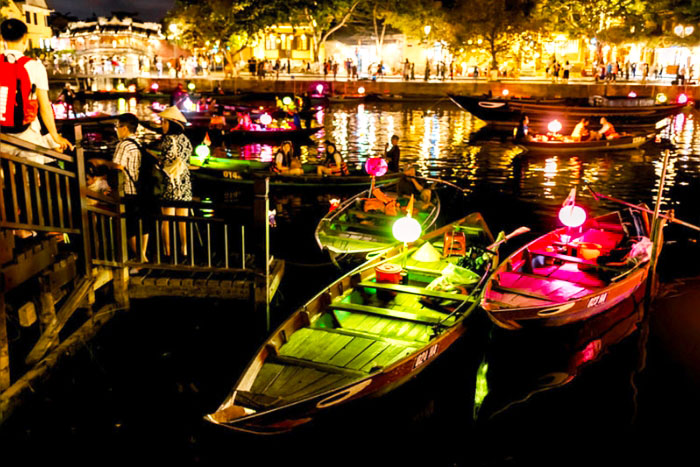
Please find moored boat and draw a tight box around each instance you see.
[185,125,322,145]
[315,180,441,256]
[449,94,687,131]
[206,213,497,433]
[518,132,655,153]
[482,208,663,329]
[189,155,401,188]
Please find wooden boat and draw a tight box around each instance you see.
[328,94,366,103]
[518,132,655,153]
[189,155,401,188]
[315,181,441,256]
[369,93,440,103]
[206,213,497,433]
[482,208,663,329]
[449,94,686,131]
[185,125,322,145]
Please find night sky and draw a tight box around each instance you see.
[49,0,174,21]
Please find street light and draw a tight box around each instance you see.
[674,24,694,38]
[424,25,431,36]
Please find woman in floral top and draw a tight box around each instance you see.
[158,106,192,258]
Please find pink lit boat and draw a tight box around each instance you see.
[482,209,663,329]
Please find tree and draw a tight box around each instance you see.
[288,0,363,62]
[450,0,540,69]
[165,0,280,72]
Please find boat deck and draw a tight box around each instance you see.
[240,245,476,409]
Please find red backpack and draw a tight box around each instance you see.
[0,54,39,133]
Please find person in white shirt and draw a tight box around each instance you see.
[0,19,73,163]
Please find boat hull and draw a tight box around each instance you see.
[520,134,653,153]
[449,95,685,131]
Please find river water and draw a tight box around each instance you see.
[2,99,700,465]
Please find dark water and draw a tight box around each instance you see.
[3,101,700,465]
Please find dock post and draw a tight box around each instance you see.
[254,178,271,331]
[0,294,9,392]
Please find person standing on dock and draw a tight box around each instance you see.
[0,19,73,163]
[157,106,192,259]
[385,135,401,173]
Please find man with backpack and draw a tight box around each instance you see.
[0,19,73,163]
[92,113,162,269]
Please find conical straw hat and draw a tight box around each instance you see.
[411,241,442,262]
[159,106,187,123]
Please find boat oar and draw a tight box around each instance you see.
[584,183,700,233]
[406,175,468,193]
[487,226,531,251]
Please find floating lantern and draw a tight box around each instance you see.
[502,89,510,97]
[259,113,272,125]
[151,82,160,92]
[358,86,365,95]
[282,96,293,106]
[187,82,196,91]
[181,97,196,112]
[628,91,637,98]
[365,157,388,177]
[316,84,324,95]
[656,93,668,104]
[548,120,562,134]
[678,93,689,104]
[558,205,586,228]
[392,216,422,243]
[195,144,210,158]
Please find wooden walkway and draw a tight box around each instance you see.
[0,127,283,424]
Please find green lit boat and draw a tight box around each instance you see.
[206,213,497,434]
[315,181,441,257]
[189,154,401,188]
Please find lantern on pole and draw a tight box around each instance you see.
[365,157,388,177]
[558,187,587,229]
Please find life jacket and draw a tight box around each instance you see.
[323,150,349,175]
[0,54,39,133]
[363,188,398,216]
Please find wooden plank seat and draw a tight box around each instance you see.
[331,301,445,325]
[347,208,397,220]
[495,270,596,303]
[358,281,472,301]
[334,221,390,233]
[269,353,369,377]
[491,283,558,302]
[527,249,618,271]
[312,323,427,346]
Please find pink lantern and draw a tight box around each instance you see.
[628,91,637,98]
[678,93,689,104]
[151,82,159,92]
[558,205,586,228]
[365,157,388,177]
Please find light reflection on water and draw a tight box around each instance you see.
[76,98,700,231]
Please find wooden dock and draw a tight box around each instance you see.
[0,128,284,424]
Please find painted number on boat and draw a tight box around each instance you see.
[223,171,236,179]
[587,293,608,308]
[414,344,439,369]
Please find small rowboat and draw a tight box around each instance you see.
[205,214,497,433]
[328,94,366,103]
[519,132,655,153]
[315,181,441,256]
[189,155,401,188]
[482,208,663,329]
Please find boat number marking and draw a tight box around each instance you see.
[587,293,608,308]
[223,171,235,179]
[414,344,439,369]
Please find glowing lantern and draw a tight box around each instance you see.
[128,84,136,92]
[678,93,688,104]
[260,113,272,125]
[656,93,668,104]
[628,91,637,98]
[392,216,422,243]
[151,82,160,92]
[181,97,196,111]
[502,89,509,97]
[358,86,365,94]
[116,82,126,91]
[558,205,587,228]
[365,157,388,177]
[316,84,324,95]
[282,96,293,106]
[195,144,210,158]
[548,120,562,134]
[187,82,196,91]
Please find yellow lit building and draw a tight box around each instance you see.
[252,24,316,64]
[1,1,54,50]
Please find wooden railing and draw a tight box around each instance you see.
[1,125,262,277]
